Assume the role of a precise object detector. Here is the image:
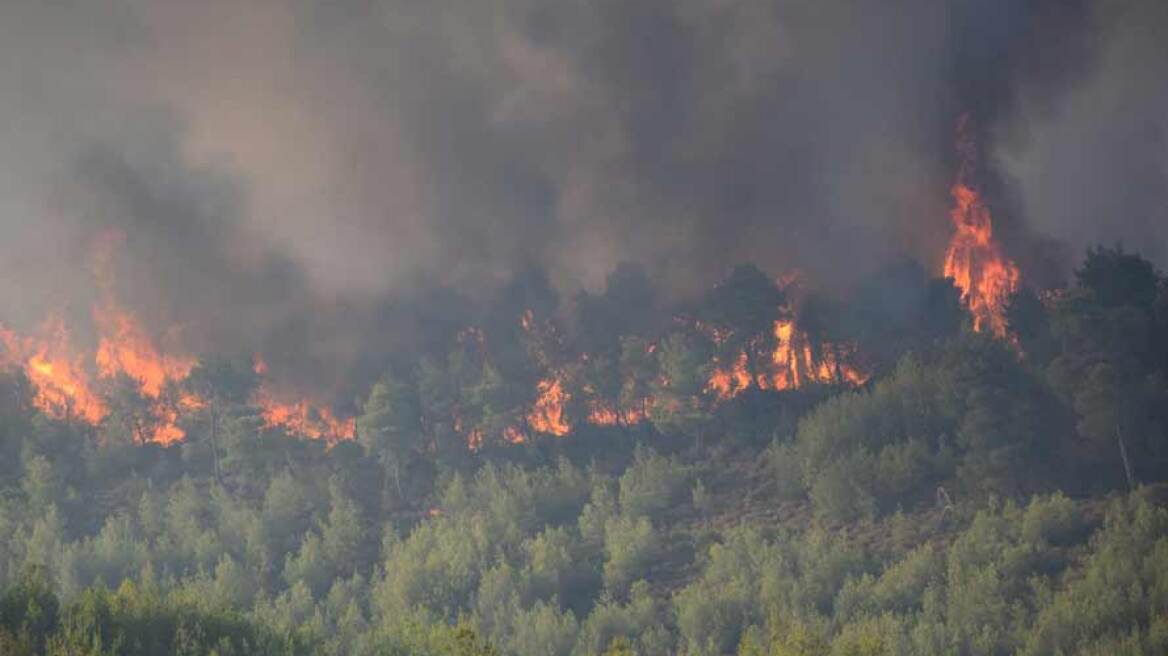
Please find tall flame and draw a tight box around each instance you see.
[94,305,195,399]
[1,317,107,424]
[527,376,571,436]
[761,319,867,391]
[942,116,1020,337]
[705,314,869,400]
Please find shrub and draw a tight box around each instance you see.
[618,447,688,520]
[809,454,876,524]
[1020,492,1083,547]
[766,440,806,500]
[602,516,659,597]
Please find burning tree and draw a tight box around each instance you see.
[942,116,1020,338]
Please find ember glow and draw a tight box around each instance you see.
[503,425,527,444]
[586,400,648,427]
[587,402,620,426]
[942,117,1021,338]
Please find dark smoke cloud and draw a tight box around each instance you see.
[0,0,1164,396]
[1000,0,1168,270]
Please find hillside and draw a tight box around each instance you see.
[1,246,1167,655]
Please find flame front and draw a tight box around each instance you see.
[942,117,1020,337]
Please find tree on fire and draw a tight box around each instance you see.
[694,264,785,386]
[0,247,1167,655]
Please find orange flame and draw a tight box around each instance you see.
[94,305,195,399]
[466,427,484,451]
[503,425,527,444]
[250,357,355,443]
[1,317,107,424]
[586,400,649,427]
[765,319,869,391]
[0,235,203,443]
[706,351,752,400]
[942,117,1020,337]
[90,295,198,444]
[705,317,869,400]
[587,402,619,426]
[527,376,571,436]
[0,311,198,444]
[252,389,356,443]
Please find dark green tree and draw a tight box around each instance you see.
[358,374,424,506]
[649,332,713,447]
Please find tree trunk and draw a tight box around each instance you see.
[1116,423,1136,492]
[210,402,223,487]
[744,345,761,390]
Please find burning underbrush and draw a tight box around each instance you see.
[0,118,1021,449]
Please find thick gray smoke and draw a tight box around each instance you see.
[0,0,1164,395]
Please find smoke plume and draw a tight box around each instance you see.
[0,0,1164,396]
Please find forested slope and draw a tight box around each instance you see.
[2,247,1167,655]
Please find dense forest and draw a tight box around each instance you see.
[1,245,1166,655]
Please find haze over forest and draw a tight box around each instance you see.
[0,1,1167,655]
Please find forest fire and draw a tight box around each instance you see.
[586,401,648,427]
[587,402,620,426]
[93,297,200,444]
[94,304,195,399]
[252,393,356,443]
[0,302,198,444]
[705,313,869,400]
[0,293,357,445]
[503,426,527,444]
[706,351,753,399]
[1,148,1017,451]
[1,317,107,424]
[761,319,868,391]
[250,358,356,443]
[942,117,1020,337]
[527,376,571,436]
